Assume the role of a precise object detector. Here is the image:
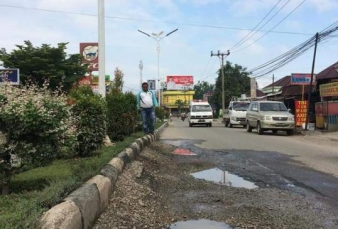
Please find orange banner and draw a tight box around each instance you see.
[295,100,308,126]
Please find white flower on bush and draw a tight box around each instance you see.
[0,80,79,166]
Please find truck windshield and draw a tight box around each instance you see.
[192,105,212,112]
[232,102,250,111]
[260,103,288,111]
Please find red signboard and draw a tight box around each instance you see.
[316,101,338,116]
[166,75,194,90]
[295,100,308,126]
[80,43,99,71]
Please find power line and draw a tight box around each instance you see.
[230,0,283,50]
[232,0,307,53]
[201,58,218,80]
[249,20,338,78]
[199,57,212,81]
[0,4,313,36]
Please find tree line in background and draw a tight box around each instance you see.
[0,41,144,195]
[194,61,251,111]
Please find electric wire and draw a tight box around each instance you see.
[0,3,313,36]
[230,0,283,50]
[232,0,307,53]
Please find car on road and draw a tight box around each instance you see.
[224,101,250,128]
[188,100,213,127]
[246,101,295,135]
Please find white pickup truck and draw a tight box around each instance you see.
[223,101,250,128]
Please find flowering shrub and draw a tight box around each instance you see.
[0,81,77,194]
[70,86,107,157]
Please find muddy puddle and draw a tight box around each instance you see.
[191,168,258,189]
[169,219,233,229]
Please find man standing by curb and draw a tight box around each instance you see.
[137,82,159,134]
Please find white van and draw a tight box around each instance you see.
[224,101,250,128]
[188,100,213,127]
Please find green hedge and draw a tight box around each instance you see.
[70,86,107,157]
[106,91,137,141]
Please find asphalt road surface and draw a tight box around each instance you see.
[96,119,338,228]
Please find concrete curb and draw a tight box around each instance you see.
[40,122,168,229]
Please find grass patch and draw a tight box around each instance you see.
[0,127,154,229]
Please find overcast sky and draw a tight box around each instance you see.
[1,0,338,92]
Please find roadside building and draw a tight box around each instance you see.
[315,62,338,131]
[162,90,195,112]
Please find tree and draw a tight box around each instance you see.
[175,99,187,113]
[111,67,124,93]
[0,41,88,92]
[211,61,250,110]
[193,81,215,100]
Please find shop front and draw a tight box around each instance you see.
[316,82,338,131]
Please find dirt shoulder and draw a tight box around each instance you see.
[95,142,337,229]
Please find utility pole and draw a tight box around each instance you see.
[211,50,230,112]
[139,61,143,88]
[272,74,275,94]
[98,0,106,97]
[305,32,319,131]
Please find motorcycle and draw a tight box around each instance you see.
[181,116,186,121]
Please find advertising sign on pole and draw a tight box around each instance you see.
[295,100,308,126]
[166,76,194,90]
[147,80,156,90]
[0,69,20,85]
[291,73,315,85]
[79,43,99,71]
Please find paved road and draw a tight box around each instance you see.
[161,119,338,215]
[162,118,338,178]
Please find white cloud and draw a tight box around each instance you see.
[308,0,338,12]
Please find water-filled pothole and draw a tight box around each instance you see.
[170,219,233,229]
[191,168,258,189]
[173,148,196,156]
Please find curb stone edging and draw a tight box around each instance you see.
[40,122,168,229]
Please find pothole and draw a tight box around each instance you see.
[173,148,196,156]
[169,219,233,229]
[191,168,258,189]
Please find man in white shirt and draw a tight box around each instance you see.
[137,82,159,134]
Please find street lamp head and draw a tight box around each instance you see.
[152,33,158,36]
[159,31,164,36]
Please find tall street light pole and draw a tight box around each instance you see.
[98,0,106,97]
[211,50,230,112]
[138,29,178,107]
[139,61,143,88]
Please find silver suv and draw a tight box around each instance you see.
[246,101,295,135]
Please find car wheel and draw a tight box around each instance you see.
[225,120,229,127]
[246,121,252,132]
[272,130,278,134]
[210,123,212,127]
[287,129,294,136]
[243,125,247,129]
[257,122,264,135]
[229,123,233,128]
[189,123,193,127]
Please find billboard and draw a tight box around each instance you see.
[80,43,99,71]
[91,75,111,85]
[166,75,193,90]
[319,82,338,97]
[291,73,315,85]
[147,80,156,90]
[0,69,20,85]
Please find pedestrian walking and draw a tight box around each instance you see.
[137,82,158,134]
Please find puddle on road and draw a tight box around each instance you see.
[191,168,258,189]
[173,148,197,156]
[169,219,233,229]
